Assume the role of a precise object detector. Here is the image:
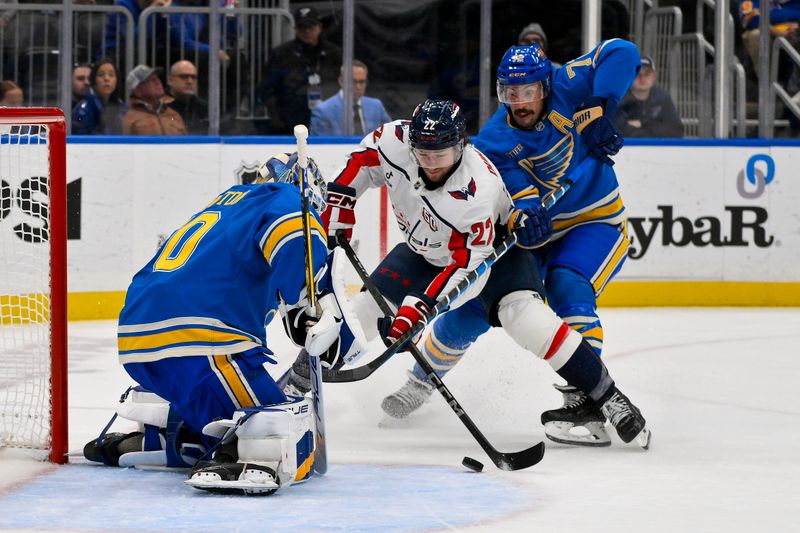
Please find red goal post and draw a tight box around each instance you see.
[0,107,68,463]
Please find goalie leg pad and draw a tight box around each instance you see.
[496,290,582,366]
[198,396,315,490]
[84,386,207,469]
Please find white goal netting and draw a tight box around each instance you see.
[0,123,55,453]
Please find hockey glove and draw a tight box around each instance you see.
[508,201,553,249]
[321,182,357,247]
[281,293,343,369]
[378,293,435,350]
[573,96,624,166]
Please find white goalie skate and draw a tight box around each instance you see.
[186,462,281,496]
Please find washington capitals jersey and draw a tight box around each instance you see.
[332,120,514,303]
[117,182,328,364]
[475,39,640,240]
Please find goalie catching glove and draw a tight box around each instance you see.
[280,291,343,369]
[321,182,357,246]
[378,293,435,350]
[573,96,624,166]
[508,199,552,249]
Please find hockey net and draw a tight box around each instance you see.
[0,108,67,463]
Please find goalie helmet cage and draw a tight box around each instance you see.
[0,108,68,464]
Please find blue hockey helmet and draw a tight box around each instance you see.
[496,44,552,104]
[408,99,466,173]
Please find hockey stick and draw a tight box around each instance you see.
[337,234,545,471]
[324,175,577,383]
[294,124,327,475]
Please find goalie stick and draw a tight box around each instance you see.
[337,234,545,471]
[324,172,580,384]
[294,124,327,475]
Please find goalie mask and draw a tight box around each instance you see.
[257,153,329,213]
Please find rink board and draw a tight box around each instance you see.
[1,137,796,318]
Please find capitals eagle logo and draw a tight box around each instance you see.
[449,178,477,201]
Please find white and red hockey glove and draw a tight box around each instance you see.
[378,293,435,350]
[321,182,357,246]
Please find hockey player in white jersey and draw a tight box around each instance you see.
[287,99,649,448]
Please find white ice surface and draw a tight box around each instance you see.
[2,308,799,532]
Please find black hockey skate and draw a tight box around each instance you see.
[540,384,611,447]
[83,432,144,466]
[600,388,651,449]
[186,461,280,496]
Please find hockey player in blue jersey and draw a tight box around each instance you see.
[84,154,346,495]
[382,40,647,448]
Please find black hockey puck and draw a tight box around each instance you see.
[462,456,484,472]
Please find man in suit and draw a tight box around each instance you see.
[310,60,391,136]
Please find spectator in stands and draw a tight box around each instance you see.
[123,64,187,135]
[0,80,23,106]
[518,22,548,50]
[72,63,92,111]
[739,0,800,69]
[310,60,391,136]
[256,7,342,134]
[166,59,208,134]
[614,55,683,138]
[518,22,561,67]
[102,0,174,69]
[72,58,125,135]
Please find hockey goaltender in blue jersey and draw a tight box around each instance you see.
[118,183,328,366]
[475,38,640,242]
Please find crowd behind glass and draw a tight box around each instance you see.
[1,0,798,138]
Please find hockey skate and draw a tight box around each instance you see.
[83,432,145,466]
[185,461,280,496]
[601,388,652,449]
[381,371,435,419]
[278,351,312,397]
[540,384,611,447]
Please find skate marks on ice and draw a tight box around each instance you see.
[0,462,532,532]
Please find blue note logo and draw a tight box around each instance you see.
[737,154,775,199]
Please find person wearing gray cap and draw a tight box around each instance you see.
[518,23,560,67]
[122,64,187,136]
[254,7,342,134]
[613,55,683,138]
[518,22,548,50]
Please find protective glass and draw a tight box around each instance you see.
[497,80,546,104]
[410,143,463,170]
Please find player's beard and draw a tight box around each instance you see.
[512,104,542,129]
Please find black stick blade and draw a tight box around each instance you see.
[489,441,546,471]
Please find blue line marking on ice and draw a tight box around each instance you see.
[0,463,530,532]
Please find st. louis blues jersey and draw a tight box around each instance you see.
[117,182,328,364]
[332,120,514,303]
[475,39,640,240]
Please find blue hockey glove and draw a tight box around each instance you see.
[508,201,552,249]
[573,97,623,166]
